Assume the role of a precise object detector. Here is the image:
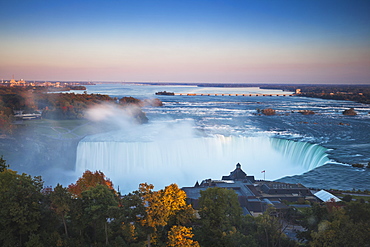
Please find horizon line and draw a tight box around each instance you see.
[1,79,370,86]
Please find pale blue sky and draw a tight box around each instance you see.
[1,0,369,83]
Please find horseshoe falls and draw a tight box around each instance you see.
[73,84,370,191]
[269,138,330,170]
[76,133,329,192]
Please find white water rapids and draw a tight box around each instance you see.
[76,123,329,192]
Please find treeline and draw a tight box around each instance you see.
[0,87,161,135]
[300,91,370,105]
[1,158,369,247]
[196,83,370,105]
[261,84,370,104]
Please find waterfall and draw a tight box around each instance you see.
[76,132,329,193]
[270,138,329,170]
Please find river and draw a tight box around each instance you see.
[73,83,370,192]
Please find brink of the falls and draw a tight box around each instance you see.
[75,123,329,193]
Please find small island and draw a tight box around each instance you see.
[155,91,175,95]
[342,108,357,116]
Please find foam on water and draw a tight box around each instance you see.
[76,122,329,192]
[72,84,370,191]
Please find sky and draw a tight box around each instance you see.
[1,0,370,84]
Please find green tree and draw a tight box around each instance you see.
[119,190,148,245]
[254,209,297,247]
[195,187,243,247]
[310,208,356,247]
[50,184,72,238]
[81,184,119,245]
[66,170,117,245]
[309,202,370,247]
[345,200,370,223]
[296,202,330,242]
[0,155,9,172]
[0,169,43,246]
[342,194,352,202]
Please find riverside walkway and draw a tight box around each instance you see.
[176,93,294,97]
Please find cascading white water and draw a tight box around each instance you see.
[270,138,329,170]
[76,128,329,193]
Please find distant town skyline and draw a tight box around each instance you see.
[1,0,369,84]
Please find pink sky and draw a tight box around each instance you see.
[1,0,369,84]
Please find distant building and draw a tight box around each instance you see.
[0,78,88,88]
[7,78,30,87]
[182,163,317,216]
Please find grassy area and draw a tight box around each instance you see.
[22,119,88,129]
[17,119,90,139]
[34,128,61,138]
[16,118,116,140]
[334,193,370,202]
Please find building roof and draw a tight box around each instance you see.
[314,190,341,202]
[182,163,316,215]
[222,163,248,180]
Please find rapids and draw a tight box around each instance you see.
[72,83,370,191]
[76,125,329,192]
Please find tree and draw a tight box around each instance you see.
[254,209,296,247]
[195,187,243,247]
[137,183,196,247]
[0,155,9,172]
[294,200,370,246]
[119,96,142,106]
[81,184,119,245]
[0,169,43,246]
[68,170,114,198]
[345,200,370,223]
[141,183,193,229]
[167,226,200,247]
[50,184,71,238]
[310,208,356,247]
[342,194,352,202]
[296,202,330,242]
[118,190,148,245]
[67,170,117,245]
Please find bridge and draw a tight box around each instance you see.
[175,93,294,97]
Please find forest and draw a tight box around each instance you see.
[0,86,161,135]
[261,84,370,105]
[1,157,369,247]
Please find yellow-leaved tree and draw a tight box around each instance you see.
[167,225,200,247]
[139,183,196,247]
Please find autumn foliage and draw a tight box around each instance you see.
[1,163,369,247]
[67,170,114,198]
[140,183,193,229]
[137,183,197,246]
[167,226,200,247]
